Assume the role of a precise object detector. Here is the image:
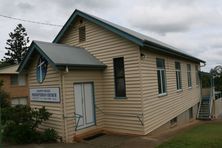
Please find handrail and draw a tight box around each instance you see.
[197,99,202,118]
[74,113,83,131]
[63,113,83,131]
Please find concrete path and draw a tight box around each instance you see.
[3,119,215,148]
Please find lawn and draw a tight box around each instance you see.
[157,122,222,148]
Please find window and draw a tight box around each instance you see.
[175,62,182,90]
[10,75,18,85]
[11,97,27,107]
[113,57,126,98]
[10,74,26,86]
[79,26,86,42]
[170,117,177,125]
[156,58,166,94]
[189,107,193,119]
[187,64,192,88]
[18,74,26,86]
[195,65,199,85]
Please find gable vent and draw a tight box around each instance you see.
[79,26,86,42]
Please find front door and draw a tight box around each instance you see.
[74,82,95,130]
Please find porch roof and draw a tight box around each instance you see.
[17,40,106,72]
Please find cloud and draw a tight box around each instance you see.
[125,0,222,35]
[17,2,33,10]
[0,0,221,72]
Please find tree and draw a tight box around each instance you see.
[210,65,222,77]
[210,65,222,91]
[2,24,29,64]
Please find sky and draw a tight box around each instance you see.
[0,0,221,72]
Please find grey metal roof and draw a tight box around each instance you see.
[82,11,205,63]
[53,9,205,63]
[34,40,106,68]
[17,40,106,72]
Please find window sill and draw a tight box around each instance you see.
[158,93,167,97]
[176,89,183,93]
[114,96,128,99]
[10,85,27,87]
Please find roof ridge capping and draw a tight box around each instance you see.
[53,9,205,63]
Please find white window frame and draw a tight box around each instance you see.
[187,64,192,88]
[156,58,167,95]
[11,97,28,106]
[175,62,182,91]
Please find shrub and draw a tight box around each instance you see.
[41,128,59,143]
[0,80,10,108]
[3,122,37,144]
[1,105,58,144]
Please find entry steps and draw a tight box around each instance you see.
[197,99,211,120]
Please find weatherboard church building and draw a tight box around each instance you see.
[18,9,205,142]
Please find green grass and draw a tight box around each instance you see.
[157,122,222,148]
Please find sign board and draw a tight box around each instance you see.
[30,87,60,102]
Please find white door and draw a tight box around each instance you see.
[74,82,95,130]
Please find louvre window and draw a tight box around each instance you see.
[156,58,166,94]
[175,62,182,90]
[79,26,86,42]
[113,57,126,98]
[187,64,192,88]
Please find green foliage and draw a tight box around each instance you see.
[201,75,211,88]
[1,105,58,144]
[3,122,37,144]
[2,24,29,64]
[210,65,222,91]
[0,62,11,68]
[0,80,10,108]
[214,76,222,91]
[40,128,59,143]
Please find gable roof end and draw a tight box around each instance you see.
[17,41,106,72]
[53,9,205,63]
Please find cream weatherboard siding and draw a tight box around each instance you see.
[62,70,104,142]
[59,18,144,135]
[28,55,65,139]
[27,15,203,143]
[140,49,201,134]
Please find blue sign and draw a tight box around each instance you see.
[36,56,48,83]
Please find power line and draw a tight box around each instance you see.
[0,14,63,27]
